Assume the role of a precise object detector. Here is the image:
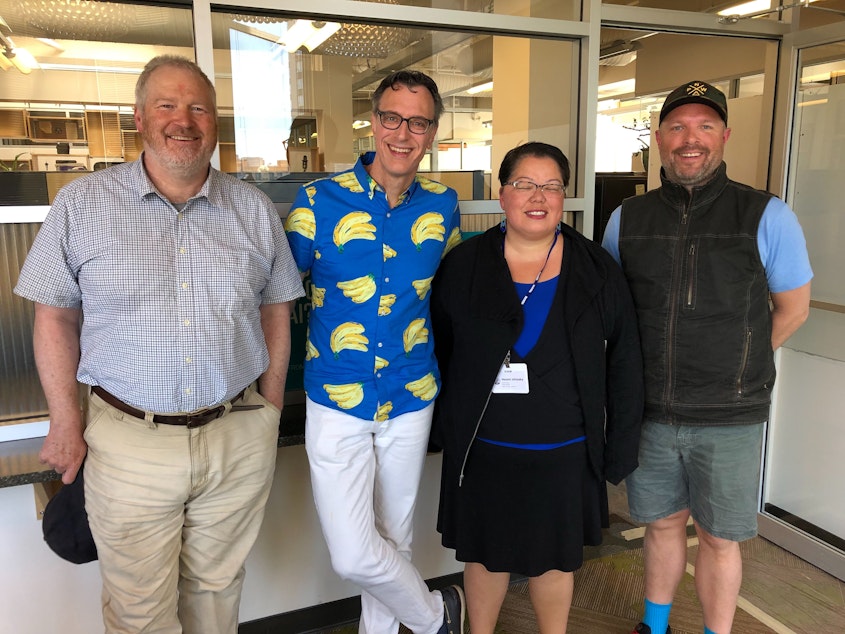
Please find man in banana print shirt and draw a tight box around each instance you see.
[285,71,464,634]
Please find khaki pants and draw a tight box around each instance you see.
[83,386,280,634]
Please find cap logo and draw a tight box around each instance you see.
[686,82,709,97]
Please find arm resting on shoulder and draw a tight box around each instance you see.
[33,303,86,484]
[258,301,293,411]
[771,281,811,350]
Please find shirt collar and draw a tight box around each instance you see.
[356,151,418,205]
[133,152,215,207]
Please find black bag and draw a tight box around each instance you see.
[42,465,98,564]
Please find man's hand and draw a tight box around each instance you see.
[39,415,87,484]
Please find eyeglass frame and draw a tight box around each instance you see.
[374,110,436,135]
[503,180,566,195]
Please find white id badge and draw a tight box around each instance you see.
[492,362,529,394]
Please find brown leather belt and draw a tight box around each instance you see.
[92,385,247,429]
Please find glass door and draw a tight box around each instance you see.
[760,36,845,581]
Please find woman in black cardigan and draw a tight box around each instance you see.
[431,142,643,633]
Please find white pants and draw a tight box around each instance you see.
[84,386,280,634]
[305,398,444,634]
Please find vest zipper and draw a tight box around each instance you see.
[735,328,752,397]
[685,243,696,307]
[663,200,691,422]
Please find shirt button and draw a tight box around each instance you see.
[180,247,186,254]
[378,342,383,348]
[184,388,192,395]
[185,357,192,364]
[376,373,382,378]
[181,282,188,289]
[183,319,190,326]
[384,277,390,283]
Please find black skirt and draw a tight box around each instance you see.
[438,438,607,577]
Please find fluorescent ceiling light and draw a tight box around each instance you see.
[466,81,493,95]
[718,0,819,16]
[8,48,39,74]
[352,120,371,129]
[718,0,771,16]
[283,20,340,53]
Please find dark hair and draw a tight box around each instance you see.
[371,70,444,122]
[498,142,571,188]
[135,55,217,113]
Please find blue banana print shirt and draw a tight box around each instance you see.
[285,152,461,421]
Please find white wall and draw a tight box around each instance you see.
[0,445,460,633]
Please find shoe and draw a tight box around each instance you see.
[631,624,672,634]
[439,584,466,634]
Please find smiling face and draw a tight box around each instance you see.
[656,102,731,191]
[367,83,437,191]
[134,64,218,180]
[499,155,565,241]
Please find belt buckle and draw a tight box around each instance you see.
[185,405,224,429]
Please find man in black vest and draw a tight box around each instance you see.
[602,80,812,634]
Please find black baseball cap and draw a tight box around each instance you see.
[659,80,728,125]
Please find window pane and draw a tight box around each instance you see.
[213,11,580,203]
[0,0,194,423]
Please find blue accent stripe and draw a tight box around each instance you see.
[477,435,587,451]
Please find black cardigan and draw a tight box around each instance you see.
[431,224,644,485]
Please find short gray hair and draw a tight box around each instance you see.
[135,55,217,113]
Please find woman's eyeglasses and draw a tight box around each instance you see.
[504,180,565,195]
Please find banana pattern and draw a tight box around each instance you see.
[330,321,369,358]
[410,212,445,249]
[411,276,434,300]
[378,294,396,316]
[403,318,429,355]
[285,163,459,422]
[311,286,326,308]
[324,382,365,409]
[443,226,462,257]
[337,274,376,304]
[334,212,377,252]
[405,373,437,401]
[375,402,394,422]
[305,338,320,361]
[417,177,448,194]
[331,172,364,193]
[285,207,316,240]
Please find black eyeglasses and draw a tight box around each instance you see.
[375,110,436,135]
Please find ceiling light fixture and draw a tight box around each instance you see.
[717,0,837,24]
[316,0,411,58]
[19,0,132,40]
[283,20,341,53]
[466,81,493,95]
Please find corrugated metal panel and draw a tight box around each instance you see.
[0,222,47,422]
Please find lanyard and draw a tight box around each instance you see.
[504,228,560,306]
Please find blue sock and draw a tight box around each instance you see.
[643,598,672,633]
[704,628,718,634]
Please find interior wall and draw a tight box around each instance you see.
[635,33,776,96]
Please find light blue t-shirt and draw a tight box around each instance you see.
[601,196,813,293]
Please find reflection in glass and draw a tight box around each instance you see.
[214,11,580,202]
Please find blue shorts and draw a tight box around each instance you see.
[626,421,764,541]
